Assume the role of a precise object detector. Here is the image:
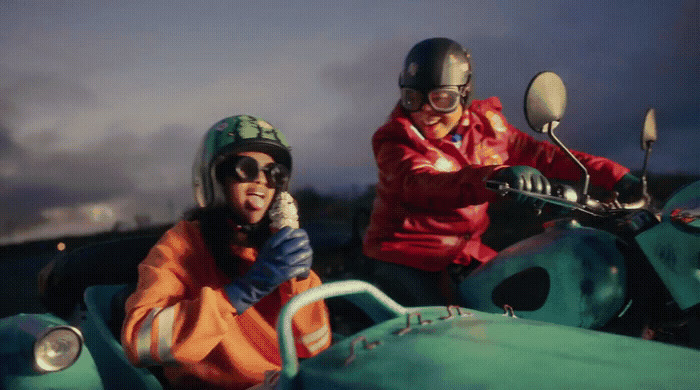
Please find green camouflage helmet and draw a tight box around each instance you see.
[192,115,292,207]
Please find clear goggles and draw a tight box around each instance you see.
[217,155,290,189]
[400,86,463,113]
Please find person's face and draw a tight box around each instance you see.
[409,100,463,140]
[223,151,276,224]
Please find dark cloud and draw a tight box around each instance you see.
[320,38,407,109]
[662,0,700,128]
[1,1,697,243]
[3,73,96,110]
[0,134,134,235]
[0,126,17,155]
[454,2,699,172]
[302,39,414,190]
[0,122,200,238]
[316,3,698,183]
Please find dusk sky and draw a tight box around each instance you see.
[1,1,698,243]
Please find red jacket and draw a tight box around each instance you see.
[362,97,630,272]
[122,220,330,389]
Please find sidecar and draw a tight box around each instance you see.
[5,243,700,390]
[0,312,104,389]
[275,280,700,390]
[7,277,700,390]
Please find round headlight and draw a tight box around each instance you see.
[33,325,83,373]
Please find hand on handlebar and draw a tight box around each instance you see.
[490,166,551,207]
[613,173,642,203]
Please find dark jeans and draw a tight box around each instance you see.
[366,258,449,307]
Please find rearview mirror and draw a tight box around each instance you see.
[524,72,567,133]
[641,108,657,151]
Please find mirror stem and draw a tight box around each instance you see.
[641,142,653,201]
[547,122,590,201]
[641,143,652,178]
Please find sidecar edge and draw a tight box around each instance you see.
[82,284,163,390]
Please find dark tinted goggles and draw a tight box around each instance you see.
[217,155,290,189]
[400,87,462,113]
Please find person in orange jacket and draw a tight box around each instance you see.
[122,115,331,389]
[362,38,641,306]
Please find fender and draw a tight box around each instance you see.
[458,219,626,328]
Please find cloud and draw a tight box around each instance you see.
[292,39,411,190]
[0,120,201,240]
[0,1,697,243]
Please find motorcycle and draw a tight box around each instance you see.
[459,71,700,347]
[2,72,699,389]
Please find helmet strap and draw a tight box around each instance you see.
[459,82,471,106]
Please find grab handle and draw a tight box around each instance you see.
[276,280,406,384]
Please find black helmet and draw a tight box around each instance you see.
[399,38,472,99]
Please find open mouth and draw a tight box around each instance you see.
[245,188,268,210]
[421,117,440,126]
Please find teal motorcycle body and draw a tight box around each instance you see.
[636,180,700,310]
[458,179,700,336]
[458,219,627,329]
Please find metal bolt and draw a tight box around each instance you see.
[394,312,433,336]
[343,336,381,367]
[439,305,473,320]
[502,304,517,318]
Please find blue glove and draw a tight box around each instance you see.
[491,166,551,206]
[613,173,641,202]
[225,227,313,313]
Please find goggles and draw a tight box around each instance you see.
[400,86,463,113]
[217,155,290,189]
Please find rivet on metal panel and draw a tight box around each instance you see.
[343,335,381,367]
[394,312,433,336]
[502,304,517,318]
[439,305,473,320]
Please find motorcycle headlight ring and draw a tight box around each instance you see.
[33,325,84,373]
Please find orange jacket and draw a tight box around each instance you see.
[363,98,630,272]
[121,220,331,389]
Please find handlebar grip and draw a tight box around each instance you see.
[485,180,509,191]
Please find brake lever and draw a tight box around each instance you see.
[484,180,604,217]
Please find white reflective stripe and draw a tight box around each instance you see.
[306,327,330,354]
[136,308,160,365]
[410,125,426,141]
[156,305,177,363]
[300,323,328,345]
[300,323,330,354]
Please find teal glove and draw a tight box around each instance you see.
[491,166,551,206]
[613,173,641,202]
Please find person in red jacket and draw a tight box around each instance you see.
[362,38,640,307]
[122,115,331,389]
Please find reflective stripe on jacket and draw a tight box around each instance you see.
[121,220,330,389]
[363,97,630,272]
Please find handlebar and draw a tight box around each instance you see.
[485,180,649,216]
